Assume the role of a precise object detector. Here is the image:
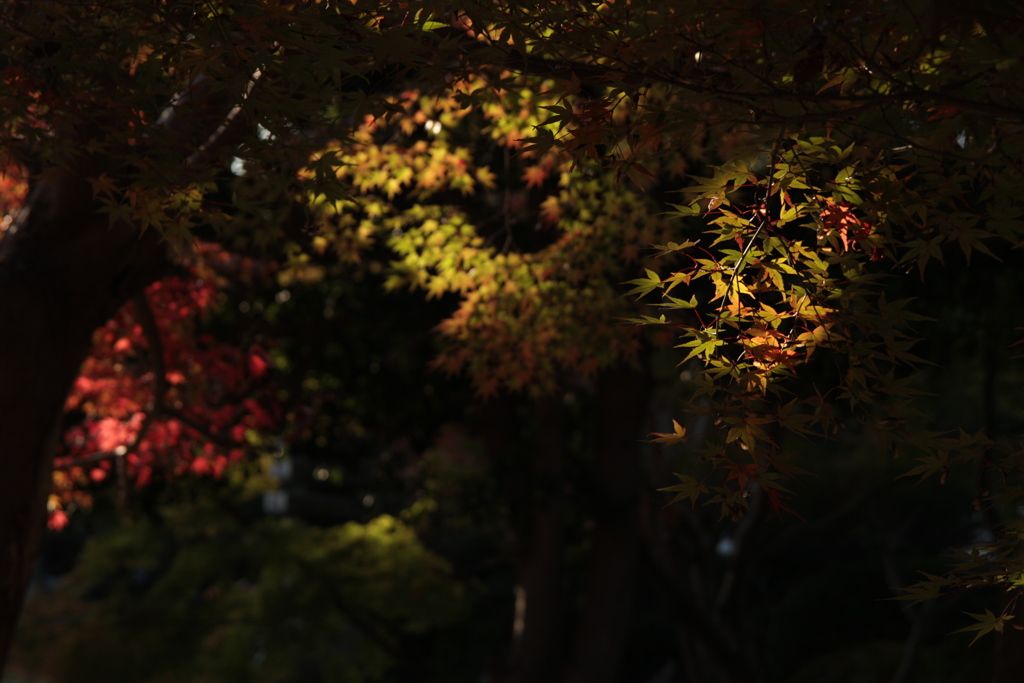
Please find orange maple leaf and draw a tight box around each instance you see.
[820,200,870,253]
[522,165,548,189]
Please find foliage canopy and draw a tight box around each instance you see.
[5,0,1024,678]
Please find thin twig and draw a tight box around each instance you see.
[162,407,238,448]
[184,68,263,168]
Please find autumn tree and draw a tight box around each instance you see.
[5,0,1024,678]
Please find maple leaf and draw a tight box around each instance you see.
[47,510,69,531]
[819,200,870,253]
[249,353,269,378]
[766,489,806,522]
[658,473,707,507]
[522,165,548,189]
[649,419,688,445]
[539,196,562,225]
[953,609,1014,646]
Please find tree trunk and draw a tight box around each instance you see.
[502,396,567,683]
[476,393,569,683]
[561,363,650,683]
[0,166,166,669]
[0,70,256,668]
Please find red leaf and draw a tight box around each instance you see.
[190,456,211,475]
[47,510,69,531]
[767,489,806,522]
[249,353,269,378]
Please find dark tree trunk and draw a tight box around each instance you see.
[0,165,166,669]
[0,71,253,668]
[561,363,651,683]
[491,396,566,683]
[477,394,565,683]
